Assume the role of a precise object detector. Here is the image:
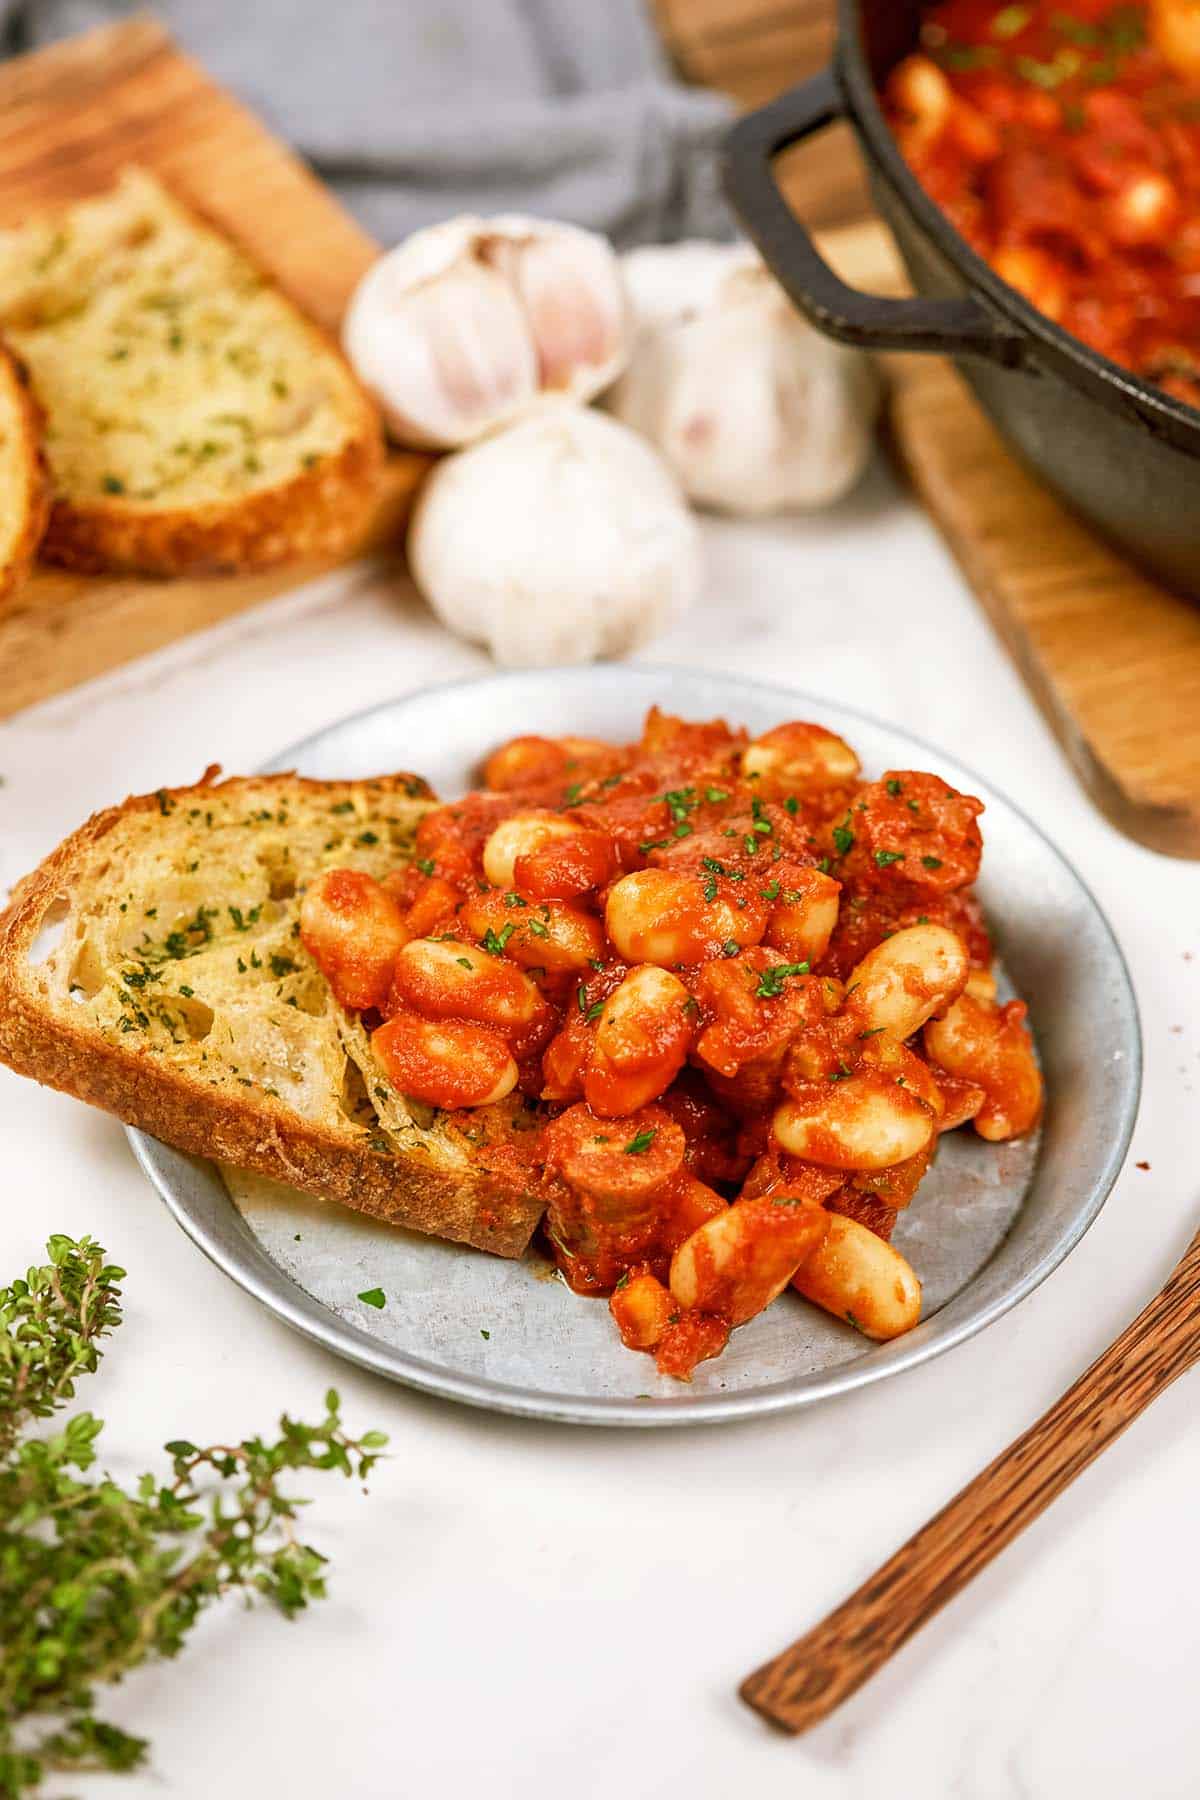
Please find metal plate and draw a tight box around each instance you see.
[129,666,1141,1426]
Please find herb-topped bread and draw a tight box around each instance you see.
[0,344,48,606]
[0,771,546,1258]
[0,171,384,575]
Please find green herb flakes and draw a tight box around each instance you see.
[754,960,810,999]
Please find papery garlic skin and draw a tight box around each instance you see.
[344,215,630,450]
[607,242,881,517]
[408,404,700,667]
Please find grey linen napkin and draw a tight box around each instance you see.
[7,0,735,246]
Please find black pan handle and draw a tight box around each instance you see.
[722,67,1025,364]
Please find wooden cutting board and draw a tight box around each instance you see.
[0,18,428,720]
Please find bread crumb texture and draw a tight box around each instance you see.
[28,776,443,1151]
[0,171,382,572]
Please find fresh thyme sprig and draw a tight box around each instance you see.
[0,1235,386,1797]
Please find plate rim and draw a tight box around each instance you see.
[129,664,1142,1426]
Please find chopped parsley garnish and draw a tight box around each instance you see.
[936,42,1001,69]
[639,838,670,855]
[480,1329,491,1340]
[832,823,855,857]
[623,1128,657,1155]
[562,782,584,806]
[991,5,1031,39]
[674,822,693,839]
[754,960,810,998]
[481,924,515,956]
[743,835,760,856]
[455,956,473,970]
[705,786,731,803]
[357,1288,386,1309]
[503,891,527,908]
[356,830,379,846]
[663,787,697,823]
[269,954,296,978]
[886,778,903,797]
[615,1271,631,1290]
[527,919,549,938]
[921,855,944,870]
[721,940,740,958]
[874,850,904,868]
[416,857,436,876]
[784,795,799,815]
[760,879,781,901]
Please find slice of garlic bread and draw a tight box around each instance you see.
[0,171,384,575]
[0,771,547,1258]
[0,344,48,606]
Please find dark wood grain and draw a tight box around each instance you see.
[741,1222,1200,1733]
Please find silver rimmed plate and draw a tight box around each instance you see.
[129,666,1141,1425]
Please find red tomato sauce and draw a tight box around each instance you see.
[884,2,1200,404]
[297,708,1039,1379]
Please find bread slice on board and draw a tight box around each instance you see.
[0,170,384,576]
[0,772,547,1258]
[0,344,48,606]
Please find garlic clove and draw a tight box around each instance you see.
[504,229,627,393]
[344,253,538,449]
[343,214,630,450]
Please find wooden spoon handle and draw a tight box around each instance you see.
[741,1229,1200,1733]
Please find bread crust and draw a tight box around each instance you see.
[0,345,50,605]
[5,172,386,578]
[40,422,382,577]
[0,774,546,1259]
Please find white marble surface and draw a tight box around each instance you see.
[1,456,1196,1799]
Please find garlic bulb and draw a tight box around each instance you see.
[606,242,881,517]
[343,215,630,450]
[408,404,700,667]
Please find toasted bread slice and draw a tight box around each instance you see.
[0,343,49,606]
[0,171,383,576]
[0,771,547,1258]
